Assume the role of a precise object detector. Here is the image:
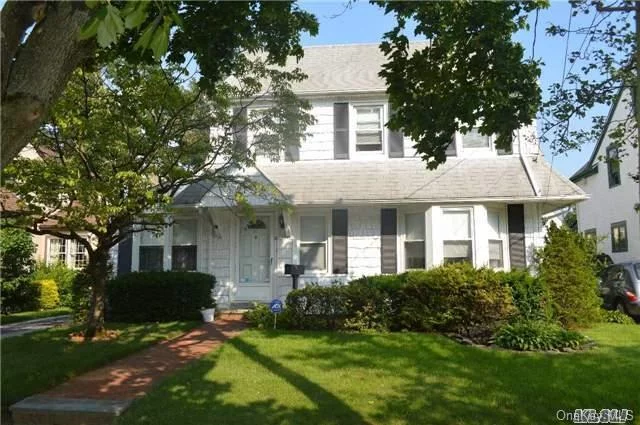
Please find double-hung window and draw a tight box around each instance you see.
[442,209,473,264]
[405,213,425,269]
[172,220,197,271]
[300,216,327,271]
[73,240,88,269]
[611,221,628,253]
[48,238,67,265]
[487,210,504,268]
[462,127,491,149]
[139,230,164,271]
[355,106,383,152]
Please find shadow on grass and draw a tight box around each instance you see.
[118,326,640,425]
[1,321,197,411]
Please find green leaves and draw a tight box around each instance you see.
[79,1,179,59]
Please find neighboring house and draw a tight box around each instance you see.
[1,146,91,270]
[115,43,586,306]
[570,88,639,263]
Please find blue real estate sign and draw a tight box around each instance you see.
[270,299,283,314]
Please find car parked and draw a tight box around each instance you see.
[599,261,640,322]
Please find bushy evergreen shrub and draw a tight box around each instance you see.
[398,264,516,338]
[32,279,60,309]
[0,276,39,313]
[33,262,78,307]
[0,227,35,280]
[497,270,551,322]
[536,223,601,328]
[106,271,215,322]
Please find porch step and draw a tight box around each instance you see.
[10,396,131,425]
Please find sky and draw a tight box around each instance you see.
[298,1,607,179]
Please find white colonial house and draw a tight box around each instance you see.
[114,43,586,307]
[571,88,639,262]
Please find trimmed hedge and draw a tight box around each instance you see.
[278,264,518,339]
[106,271,216,322]
[397,264,515,337]
[33,280,60,310]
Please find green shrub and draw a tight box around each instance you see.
[0,227,35,280]
[244,303,292,329]
[0,276,39,313]
[494,320,588,351]
[33,262,78,307]
[398,264,516,338]
[106,271,216,322]
[285,284,349,330]
[599,309,635,325]
[33,279,60,309]
[536,223,602,328]
[497,270,551,321]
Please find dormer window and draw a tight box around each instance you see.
[462,127,491,149]
[355,105,383,152]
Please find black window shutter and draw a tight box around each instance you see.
[285,143,300,161]
[117,233,132,276]
[232,107,247,151]
[387,107,404,158]
[381,208,397,274]
[332,209,348,274]
[507,204,526,269]
[334,103,349,159]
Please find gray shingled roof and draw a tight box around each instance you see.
[256,157,585,205]
[175,157,586,207]
[283,42,429,94]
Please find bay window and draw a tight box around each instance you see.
[172,220,197,271]
[405,213,425,269]
[47,238,89,270]
[73,240,89,269]
[442,209,473,264]
[48,238,67,265]
[300,216,327,271]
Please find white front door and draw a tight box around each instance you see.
[236,216,271,301]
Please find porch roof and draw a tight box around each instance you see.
[256,156,585,205]
[174,156,586,208]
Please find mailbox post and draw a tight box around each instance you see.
[284,264,305,290]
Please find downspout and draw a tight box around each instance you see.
[518,129,542,197]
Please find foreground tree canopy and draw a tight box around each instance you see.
[1,0,317,169]
[1,59,313,338]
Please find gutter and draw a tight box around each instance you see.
[518,129,542,197]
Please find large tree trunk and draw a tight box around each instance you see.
[1,1,94,170]
[84,247,110,341]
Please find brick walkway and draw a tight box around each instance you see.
[10,313,246,425]
[47,313,246,400]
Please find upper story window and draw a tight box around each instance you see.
[442,209,473,264]
[355,105,384,152]
[606,145,621,188]
[300,215,327,271]
[462,127,491,149]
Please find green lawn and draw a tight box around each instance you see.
[1,321,198,412]
[0,307,72,325]
[118,324,639,425]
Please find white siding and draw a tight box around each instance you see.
[524,203,545,269]
[575,90,639,262]
[347,207,381,277]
